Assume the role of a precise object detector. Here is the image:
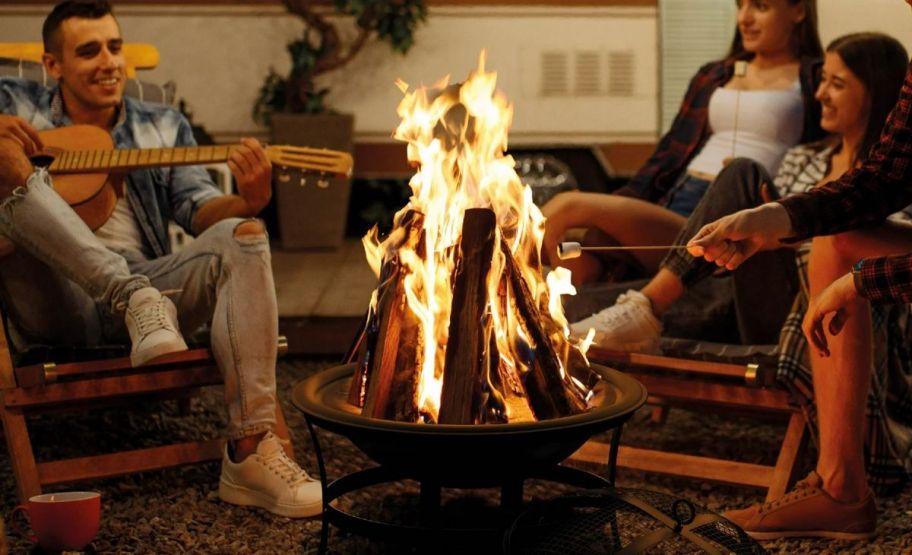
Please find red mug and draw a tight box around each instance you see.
[10,491,101,551]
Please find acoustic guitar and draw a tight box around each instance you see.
[34,124,354,230]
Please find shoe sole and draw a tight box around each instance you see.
[747,529,875,541]
[131,338,189,367]
[218,477,323,518]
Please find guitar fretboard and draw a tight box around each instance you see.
[48,145,241,174]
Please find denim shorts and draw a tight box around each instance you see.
[663,173,712,217]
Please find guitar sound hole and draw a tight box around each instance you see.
[30,155,55,168]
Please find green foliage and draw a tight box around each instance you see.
[253,0,427,125]
[334,0,428,54]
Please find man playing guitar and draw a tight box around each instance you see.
[0,0,322,518]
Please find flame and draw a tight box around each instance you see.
[364,52,589,422]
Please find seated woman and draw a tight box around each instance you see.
[576,32,911,539]
[542,0,824,286]
[722,41,912,539]
[571,33,909,357]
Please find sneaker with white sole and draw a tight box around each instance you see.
[723,471,876,540]
[124,287,188,367]
[569,289,662,353]
[218,431,322,518]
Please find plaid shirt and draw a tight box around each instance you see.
[779,61,912,303]
[615,55,824,203]
[0,77,222,258]
[777,243,912,495]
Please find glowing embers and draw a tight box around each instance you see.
[351,53,593,424]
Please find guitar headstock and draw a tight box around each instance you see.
[266,145,353,177]
[274,170,333,189]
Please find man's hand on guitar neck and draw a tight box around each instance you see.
[191,138,273,235]
[0,115,43,157]
[228,137,272,215]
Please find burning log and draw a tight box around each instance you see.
[351,57,595,425]
[500,240,588,420]
[438,209,497,424]
[354,210,587,424]
[351,212,425,420]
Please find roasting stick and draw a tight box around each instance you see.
[557,241,690,260]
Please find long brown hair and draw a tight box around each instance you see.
[728,0,823,60]
[828,33,908,164]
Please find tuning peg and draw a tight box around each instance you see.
[277,167,291,183]
[299,176,307,187]
[317,177,330,189]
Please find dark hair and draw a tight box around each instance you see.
[728,0,823,60]
[42,0,114,55]
[827,33,909,164]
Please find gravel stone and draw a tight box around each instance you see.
[1,357,909,553]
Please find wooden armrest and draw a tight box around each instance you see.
[587,346,769,387]
[13,335,289,388]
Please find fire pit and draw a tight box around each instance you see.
[292,362,645,550]
[293,54,650,552]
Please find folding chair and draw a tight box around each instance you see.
[564,276,810,502]
[571,343,809,502]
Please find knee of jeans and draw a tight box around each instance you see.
[716,157,757,180]
[232,218,269,250]
[233,218,266,238]
[0,171,44,211]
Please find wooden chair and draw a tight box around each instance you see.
[0,314,292,501]
[0,42,294,502]
[570,344,810,502]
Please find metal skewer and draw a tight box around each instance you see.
[557,241,690,260]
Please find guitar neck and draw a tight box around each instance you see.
[48,145,242,174]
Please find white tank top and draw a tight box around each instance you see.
[687,82,803,178]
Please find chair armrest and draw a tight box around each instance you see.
[0,42,159,77]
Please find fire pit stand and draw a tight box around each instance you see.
[293,363,646,553]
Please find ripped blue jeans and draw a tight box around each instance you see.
[0,170,277,440]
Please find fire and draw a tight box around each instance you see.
[363,52,591,422]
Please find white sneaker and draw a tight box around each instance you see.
[570,289,662,353]
[124,287,188,367]
[218,431,322,518]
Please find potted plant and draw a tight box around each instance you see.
[255,0,427,249]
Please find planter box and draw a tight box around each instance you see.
[270,112,354,249]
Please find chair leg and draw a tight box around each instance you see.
[0,403,41,502]
[765,410,809,502]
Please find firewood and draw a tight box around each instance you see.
[499,239,587,419]
[480,316,508,424]
[353,211,425,415]
[360,265,405,419]
[438,208,497,424]
[386,300,423,422]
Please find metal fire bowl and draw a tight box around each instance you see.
[292,363,646,488]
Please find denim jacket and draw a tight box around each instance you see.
[0,77,222,257]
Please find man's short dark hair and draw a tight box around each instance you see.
[42,0,114,55]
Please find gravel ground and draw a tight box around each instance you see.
[2,356,910,553]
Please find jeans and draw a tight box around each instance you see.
[661,158,799,344]
[663,173,712,217]
[0,170,278,440]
